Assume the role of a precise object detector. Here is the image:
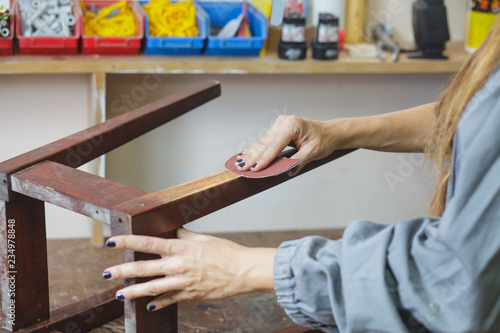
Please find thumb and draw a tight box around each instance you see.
[286,145,319,177]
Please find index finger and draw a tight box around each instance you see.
[106,235,185,256]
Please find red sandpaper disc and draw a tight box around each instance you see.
[225,153,301,179]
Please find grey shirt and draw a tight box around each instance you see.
[274,66,500,333]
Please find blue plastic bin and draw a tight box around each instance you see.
[140,1,209,55]
[197,1,268,56]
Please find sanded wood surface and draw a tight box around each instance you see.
[0,80,221,201]
[0,43,468,74]
[112,149,356,236]
[11,161,147,224]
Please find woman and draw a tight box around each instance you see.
[103,18,500,332]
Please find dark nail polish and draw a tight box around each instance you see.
[106,240,116,248]
[291,166,298,174]
[103,271,112,280]
[236,159,243,163]
[116,293,125,300]
[238,152,244,156]
[147,304,157,311]
[238,162,246,168]
[251,163,258,169]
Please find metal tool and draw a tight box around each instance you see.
[372,23,400,62]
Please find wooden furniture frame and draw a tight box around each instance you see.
[0,80,351,333]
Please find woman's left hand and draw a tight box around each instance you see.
[103,228,276,311]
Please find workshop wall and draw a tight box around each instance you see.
[0,74,92,239]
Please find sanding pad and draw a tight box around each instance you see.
[225,153,301,179]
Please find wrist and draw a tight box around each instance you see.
[238,247,277,294]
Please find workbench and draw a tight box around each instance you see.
[0,42,469,246]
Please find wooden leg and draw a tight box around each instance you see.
[0,193,49,330]
[89,72,107,248]
[112,218,178,333]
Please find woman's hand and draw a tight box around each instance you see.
[236,115,339,176]
[103,228,276,311]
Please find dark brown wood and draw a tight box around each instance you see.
[0,80,221,201]
[0,287,122,333]
[114,221,178,333]
[273,326,323,333]
[112,149,356,236]
[11,161,148,224]
[0,193,49,330]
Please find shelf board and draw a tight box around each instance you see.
[0,42,468,74]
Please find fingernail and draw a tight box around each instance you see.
[236,159,243,163]
[291,166,298,174]
[106,240,116,248]
[251,163,258,169]
[147,304,156,311]
[238,162,246,168]
[238,152,244,156]
[103,271,112,280]
[116,293,125,300]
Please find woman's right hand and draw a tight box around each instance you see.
[235,115,339,176]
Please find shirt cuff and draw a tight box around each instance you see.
[273,237,340,332]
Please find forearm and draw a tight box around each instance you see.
[331,102,437,153]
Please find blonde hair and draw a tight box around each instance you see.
[427,17,500,216]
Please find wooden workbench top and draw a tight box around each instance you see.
[0,42,468,74]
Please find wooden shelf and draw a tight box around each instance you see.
[0,42,468,74]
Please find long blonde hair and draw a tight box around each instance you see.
[427,17,500,217]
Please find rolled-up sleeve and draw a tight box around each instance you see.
[274,67,500,332]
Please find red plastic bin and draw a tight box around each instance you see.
[0,3,15,56]
[16,0,82,55]
[80,0,143,55]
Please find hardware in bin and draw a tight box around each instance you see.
[80,0,143,55]
[0,3,14,55]
[197,1,268,56]
[139,0,209,55]
[16,0,82,55]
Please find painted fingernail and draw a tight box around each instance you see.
[251,163,258,169]
[238,162,246,168]
[106,240,116,248]
[238,152,244,156]
[236,159,243,163]
[147,304,156,311]
[103,271,112,280]
[291,166,298,174]
[116,293,125,300]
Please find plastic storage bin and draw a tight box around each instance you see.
[16,0,82,55]
[0,2,15,56]
[80,0,143,55]
[139,0,208,55]
[197,1,267,56]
